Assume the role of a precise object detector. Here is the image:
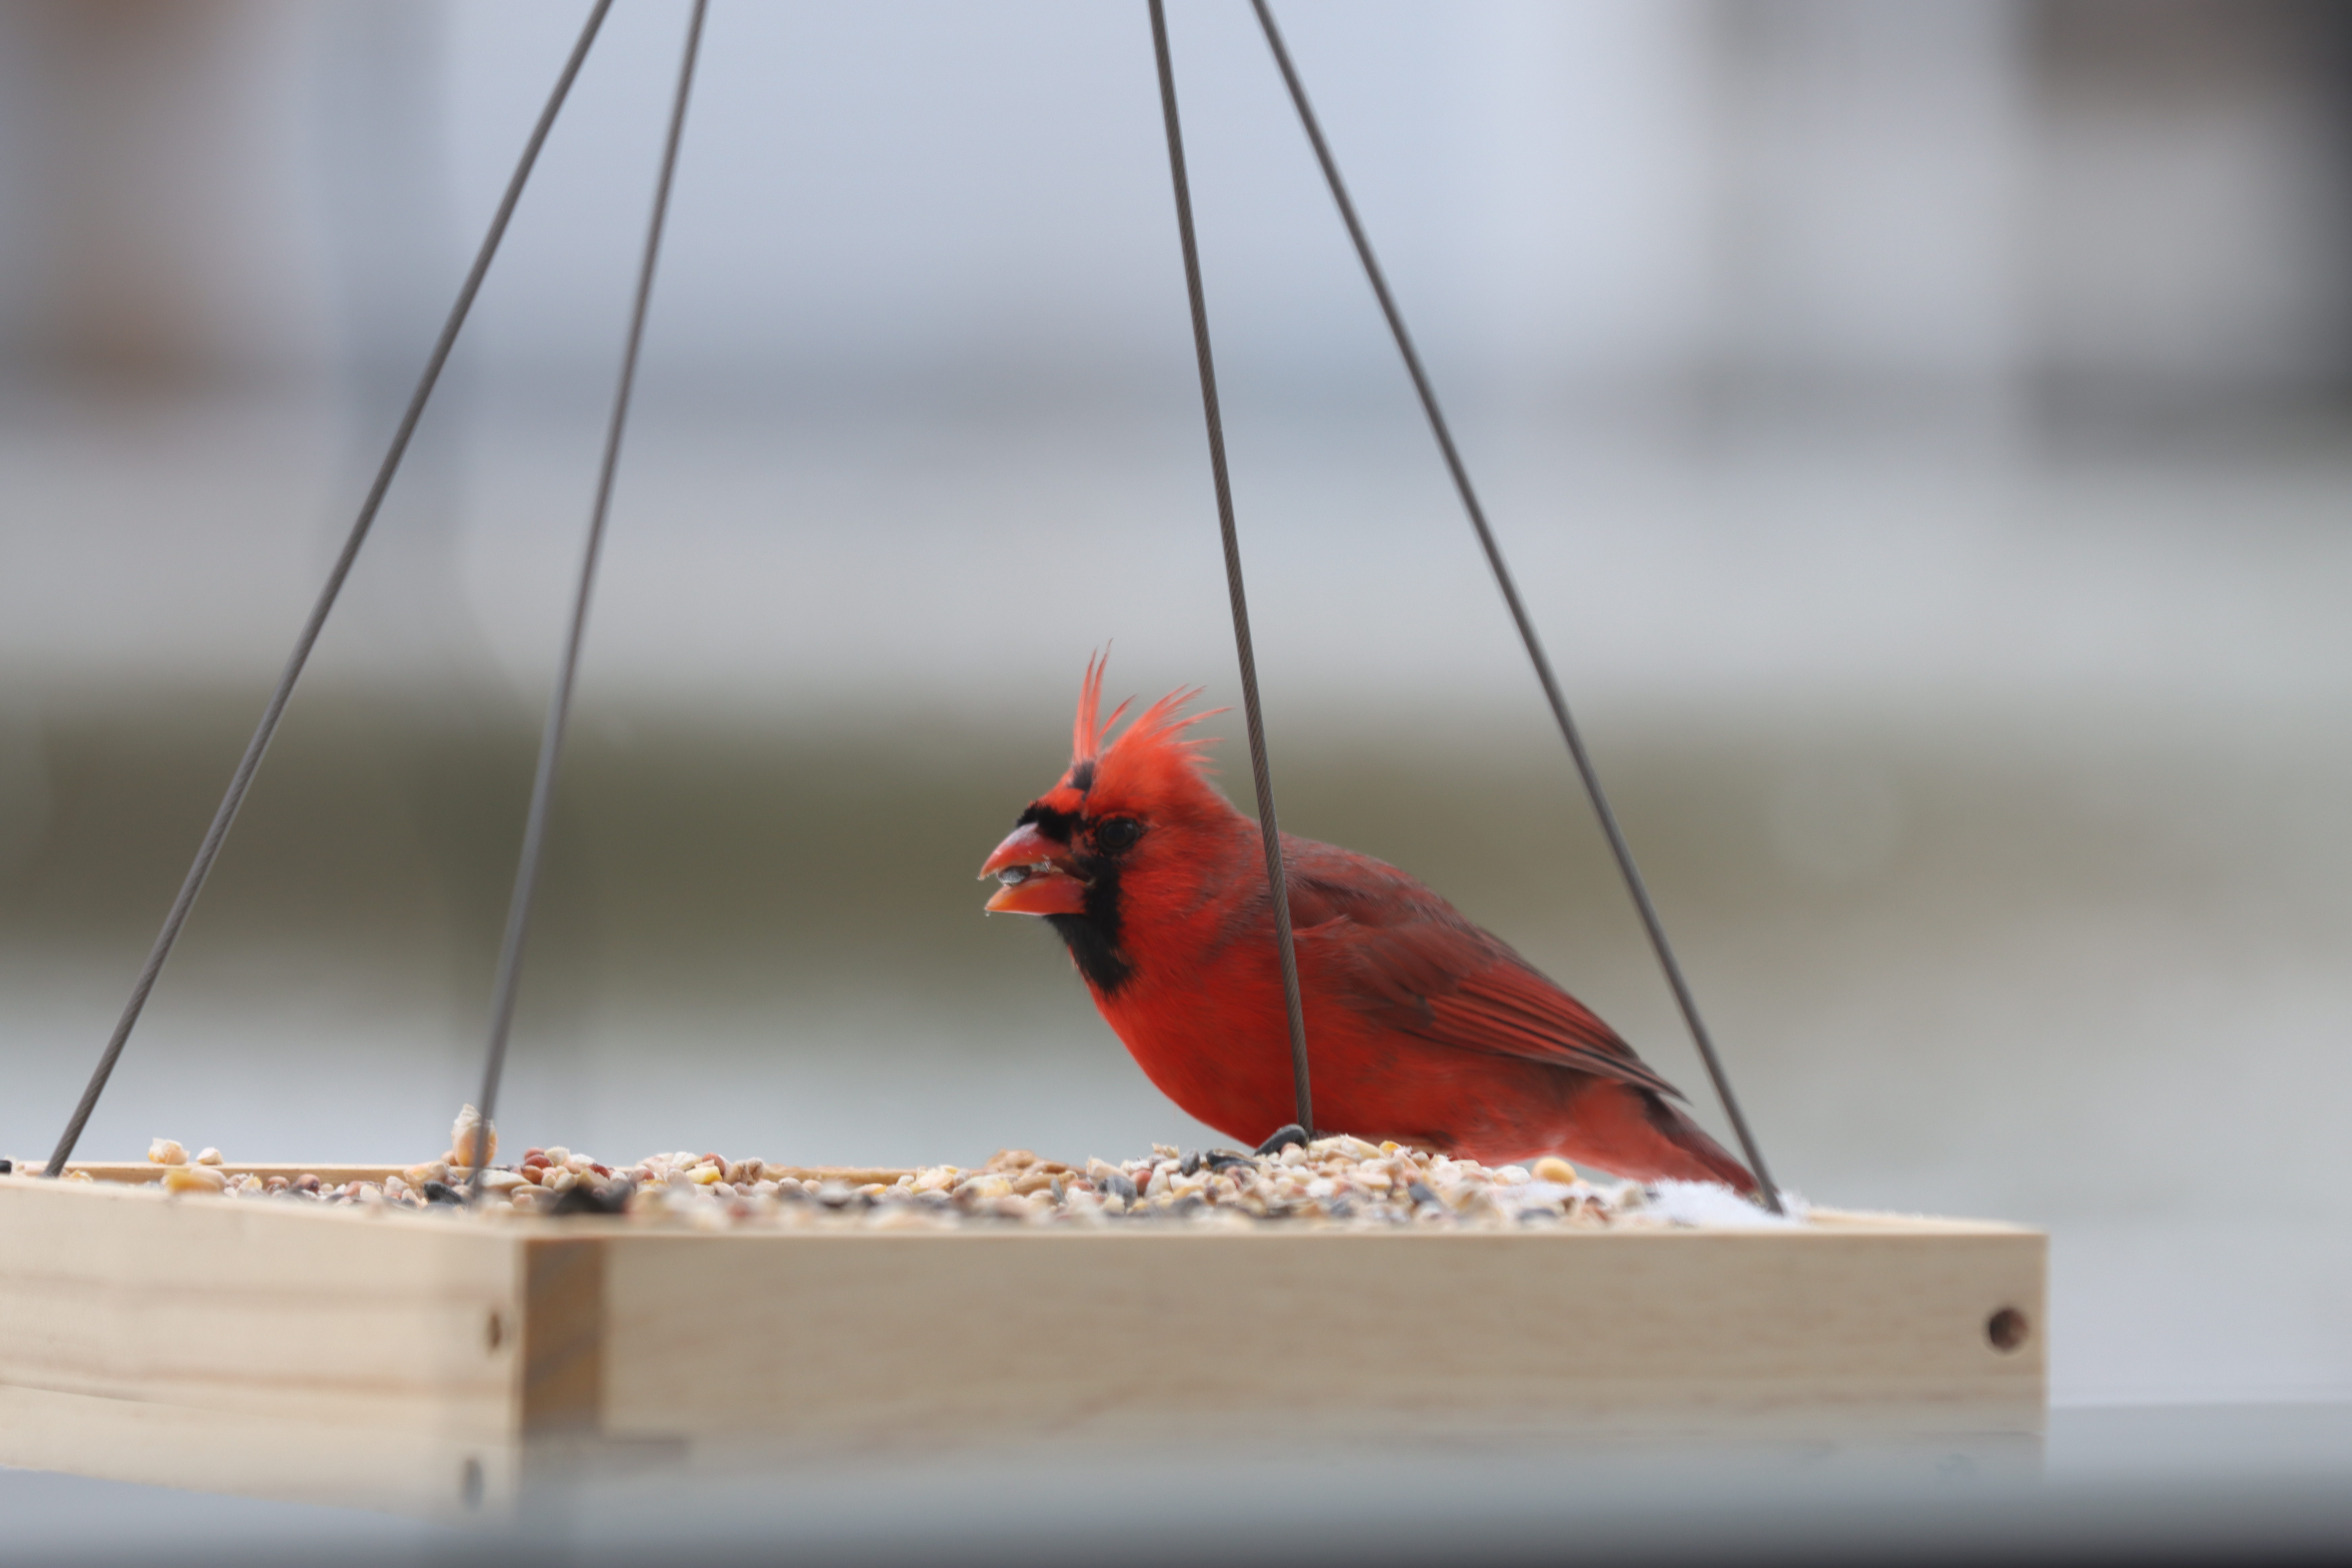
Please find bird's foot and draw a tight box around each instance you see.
[1253,1123,1309,1156]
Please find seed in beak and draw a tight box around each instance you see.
[998,866,1031,886]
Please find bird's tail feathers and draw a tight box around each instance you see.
[1640,1094,1760,1195]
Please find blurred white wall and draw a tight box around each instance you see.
[3,0,2347,406]
[1707,1,2027,403]
[431,0,1730,404]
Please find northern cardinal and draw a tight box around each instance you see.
[978,655,1757,1190]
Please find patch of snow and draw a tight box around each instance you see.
[1645,1180,1812,1229]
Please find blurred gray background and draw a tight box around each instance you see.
[0,0,2346,1415]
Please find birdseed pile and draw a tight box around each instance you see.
[92,1107,1794,1231]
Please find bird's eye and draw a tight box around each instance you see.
[1094,817,1143,854]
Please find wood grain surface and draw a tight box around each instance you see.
[0,1171,2045,1514]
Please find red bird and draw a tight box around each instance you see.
[978,655,1757,1190]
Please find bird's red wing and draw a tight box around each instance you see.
[1420,958,1685,1100]
[1281,839,1684,1101]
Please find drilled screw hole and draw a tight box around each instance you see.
[485,1310,505,1352]
[1986,1306,2029,1353]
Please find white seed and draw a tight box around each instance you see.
[450,1104,496,1171]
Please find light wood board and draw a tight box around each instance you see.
[0,1168,2045,1515]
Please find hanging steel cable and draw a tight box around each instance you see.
[468,0,709,1197]
[1148,0,1315,1140]
[42,0,615,1179]
[1249,0,1782,1209]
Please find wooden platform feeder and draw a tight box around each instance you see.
[0,1163,2045,1515]
[4,1,2049,1521]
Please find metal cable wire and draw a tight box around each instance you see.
[41,0,615,1179]
[1149,0,1315,1139]
[1249,0,1781,1209]
[468,0,709,1198]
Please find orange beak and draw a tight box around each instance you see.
[979,822,1089,916]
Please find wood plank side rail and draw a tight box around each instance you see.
[0,1172,2047,1517]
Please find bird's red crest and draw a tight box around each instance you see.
[1066,652,1221,812]
[1071,649,1131,766]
